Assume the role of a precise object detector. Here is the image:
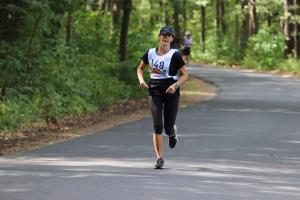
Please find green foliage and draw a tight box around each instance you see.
[2,0,300,133]
[0,0,28,41]
[243,27,284,70]
[192,31,242,65]
[0,99,26,131]
[278,58,300,73]
[188,0,295,71]
[0,1,148,132]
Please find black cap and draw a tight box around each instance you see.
[159,26,175,36]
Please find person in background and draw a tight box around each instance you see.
[136,26,189,169]
[181,31,193,65]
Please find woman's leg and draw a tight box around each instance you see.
[149,96,164,159]
[164,94,179,136]
[152,134,163,159]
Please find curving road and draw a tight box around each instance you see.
[1,65,300,200]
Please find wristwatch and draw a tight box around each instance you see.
[173,83,179,90]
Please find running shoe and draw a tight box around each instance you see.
[154,157,164,169]
[168,125,178,149]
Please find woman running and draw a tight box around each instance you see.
[137,26,189,169]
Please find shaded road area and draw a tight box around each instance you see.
[1,65,300,200]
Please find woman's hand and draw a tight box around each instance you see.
[139,81,149,89]
[166,84,177,94]
[166,66,188,94]
[137,61,149,89]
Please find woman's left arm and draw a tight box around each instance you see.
[176,66,189,87]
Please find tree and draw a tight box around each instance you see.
[293,0,300,58]
[183,0,187,32]
[0,0,28,98]
[170,0,183,49]
[235,0,240,47]
[0,0,28,42]
[119,0,132,61]
[241,0,258,49]
[171,0,181,37]
[250,0,258,35]
[111,0,122,34]
[284,0,295,57]
[216,0,226,35]
[201,5,206,52]
[66,12,73,44]
[160,0,171,26]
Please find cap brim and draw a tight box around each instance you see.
[160,31,173,35]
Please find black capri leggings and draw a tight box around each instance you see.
[149,94,179,136]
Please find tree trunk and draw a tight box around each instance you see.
[183,0,187,32]
[98,0,111,13]
[119,0,132,61]
[267,14,272,27]
[284,0,294,57]
[235,0,240,46]
[66,12,73,45]
[200,5,206,52]
[107,0,113,11]
[99,0,105,11]
[241,0,250,49]
[216,0,226,34]
[172,1,180,37]
[171,0,181,49]
[158,0,171,27]
[0,86,6,99]
[111,0,121,33]
[294,0,300,58]
[241,0,257,49]
[249,0,258,35]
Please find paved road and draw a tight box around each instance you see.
[1,65,300,200]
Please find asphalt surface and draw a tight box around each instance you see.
[1,65,300,200]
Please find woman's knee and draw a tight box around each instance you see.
[154,127,163,134]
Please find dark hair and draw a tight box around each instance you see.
[171,35,181,50]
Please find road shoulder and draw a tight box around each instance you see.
[0,76,218,156]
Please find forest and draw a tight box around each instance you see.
[0,0,300,132]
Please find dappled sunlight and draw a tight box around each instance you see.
[212,108,300,115]
[0,170,52,177]
[1,155,300,198]
[2,1,300,198]
[179,133,233,138]
[181,91,216,97]
[0,157,153,168]
[1,68,300,199]
[1,187,28,193]
[282,140,300,144]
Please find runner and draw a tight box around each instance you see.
[181,31,193,65]
[137,26,189,169]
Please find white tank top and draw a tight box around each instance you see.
[147,48,178,80]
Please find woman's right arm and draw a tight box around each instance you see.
[137,60,149,89]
